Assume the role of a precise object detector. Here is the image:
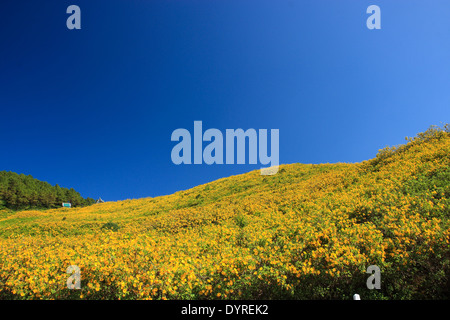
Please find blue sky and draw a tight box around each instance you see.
[0,0,449,201]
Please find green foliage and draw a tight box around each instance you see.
[234,211,248,228]
[0,171,95,210]
[101,222,120,232]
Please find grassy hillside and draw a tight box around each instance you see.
[0,125,449,300]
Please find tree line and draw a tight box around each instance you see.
[0,171,95,210]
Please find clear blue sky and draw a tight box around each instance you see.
[0,0,449,201]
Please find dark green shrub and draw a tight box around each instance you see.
[101,222,120,232]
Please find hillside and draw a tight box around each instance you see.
[0,125,449,300]
[0,172,95,210]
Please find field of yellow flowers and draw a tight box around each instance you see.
[0,126,449,299]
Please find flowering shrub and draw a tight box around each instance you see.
[0,126,449,299]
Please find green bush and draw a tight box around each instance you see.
[101,222,120,232]
[234,212,248,228]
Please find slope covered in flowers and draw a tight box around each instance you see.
[0,126,449,299]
